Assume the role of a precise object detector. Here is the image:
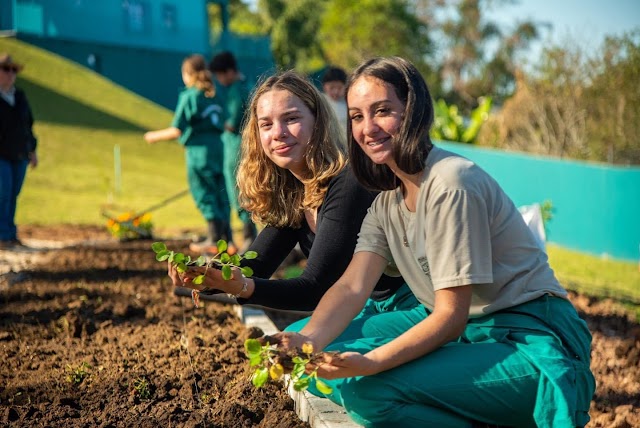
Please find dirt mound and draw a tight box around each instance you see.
[0,225,638,427]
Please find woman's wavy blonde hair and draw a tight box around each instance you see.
[238,70,346,228]
[182,54,215,98]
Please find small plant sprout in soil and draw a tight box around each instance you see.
[151,240,257,307]
[65,362,91,385]
[244,337,333,395]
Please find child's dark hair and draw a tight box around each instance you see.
[322,66,347,85]
[209,51,238,73]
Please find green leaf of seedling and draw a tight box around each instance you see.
[193,275,205,285]
[168,251,176,263]
[221,265,232,280]
[291,364,305,379]
[249,354,263,367]
[220,253,230,263]
[244,251,258,260]
[155,250,170,261]
[151,242,167,253]
[244,338,262,355]
[196,256,207,266]
[230,254,241,266]
[217,240,228,253]
[252,367,269,388]
[315,379,333,395]
[292,356,307,365]
[176,262,187,273]
[241,266,254,277]
[173,253,185,263]
[293,376,311,391]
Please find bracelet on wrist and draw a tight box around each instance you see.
[230,274,248,299]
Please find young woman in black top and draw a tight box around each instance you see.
[168,71,417,314]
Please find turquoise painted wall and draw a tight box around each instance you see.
[0,0,13,30]
[438,141,640,261]
[10,0,274,109]
[13,0,210,53]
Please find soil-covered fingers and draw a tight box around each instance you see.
[167,260,183,286]
[313,352,373,379]
[268,332,312,350]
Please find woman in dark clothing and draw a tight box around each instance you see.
[168,70,417,314]
[0,53,38,249]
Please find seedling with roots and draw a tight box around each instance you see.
[151,240,257,307]
[244,337,333,395]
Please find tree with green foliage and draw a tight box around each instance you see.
[583,31,640,164]
[319,0,433,76]
[477,30,640,165]
[415,0,542,112]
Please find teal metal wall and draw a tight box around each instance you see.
[13,0,210,53]
[17,33,187,108]
[0,0,13,30]
[438,141,640,261]
[9,0,274,109]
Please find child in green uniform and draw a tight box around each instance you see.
[144,54,232,254]
[209,51,257,252]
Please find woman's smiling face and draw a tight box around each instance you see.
[256,89,315,178]
[348,76,405,167]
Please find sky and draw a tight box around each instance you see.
[488,0,639,60]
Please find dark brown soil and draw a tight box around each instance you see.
[1,225,638,427]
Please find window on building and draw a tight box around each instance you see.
[122,0,150,34]
[162,4,177,32]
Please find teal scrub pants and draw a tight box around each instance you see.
[290,294,595,428]
[185,145,229,222]
[285,284,421,400]
[221,131,251,224]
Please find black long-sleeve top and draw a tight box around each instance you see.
[238,166,404,311]
[0,87,37,161]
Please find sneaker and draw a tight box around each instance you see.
[226,242,238,256]
[0,239,27,251]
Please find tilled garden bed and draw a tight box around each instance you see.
[0,225,638,427]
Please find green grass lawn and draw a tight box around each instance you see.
[1,37,207,235]
[547,244,640,310]
[2,38,638,313]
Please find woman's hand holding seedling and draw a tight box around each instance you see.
[168,262,252,297]
[309,351,377,380]
[244,336,335,395]
[152,240,257,307]
[268,332,375,380]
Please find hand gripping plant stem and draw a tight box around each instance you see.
[244,338,333,395]
[151,240,258,307]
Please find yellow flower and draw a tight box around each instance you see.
[269,363,284,380]
[302,342,314,354]
[117,212,132,221]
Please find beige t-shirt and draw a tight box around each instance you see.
[355,147,567,317]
